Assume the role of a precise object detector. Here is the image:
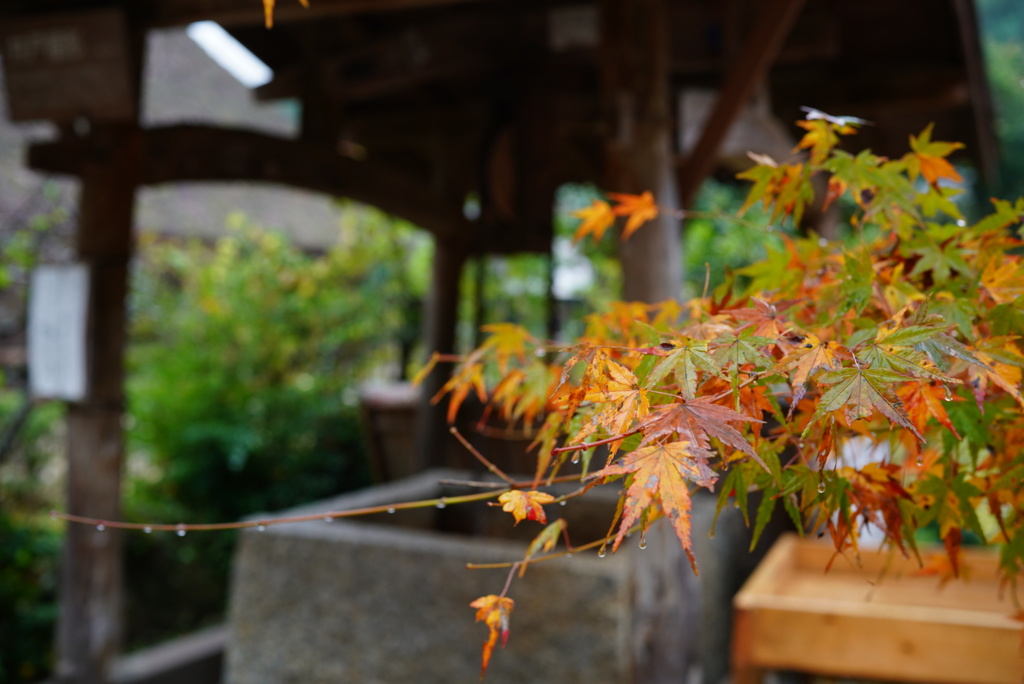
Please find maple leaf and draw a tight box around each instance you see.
[479,323,533,373]
[495,490,555,525]
[723,298,795,338]
[590,441,702,567]
[608,191,658,240]
[572,359,649,453]
[855,319,957,382]
[469,595,514,679]
[774,332,848,410]
[795,118,855,164]
[643,337,722,399]
[636,397,766,471]
[904,123,964,187]
[436,352,488,423]
[837,462,914,552]
[572,199,616,243]
[980,256,1024,305]
[519,518,566,576]
[896,381,961,439]
[808,367,924,441]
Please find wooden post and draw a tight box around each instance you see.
[600,0,682,304]
[55,123,140,684]
[415,237,469,470]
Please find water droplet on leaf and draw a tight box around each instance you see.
[597,548,607,558]
[571,454,580,464]
[638,533,647,550]
[817,482,826,494]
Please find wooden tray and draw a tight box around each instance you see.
[733,534,1023,684]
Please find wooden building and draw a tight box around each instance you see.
[0,1,996,682]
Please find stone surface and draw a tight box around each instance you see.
[225,469,692,684]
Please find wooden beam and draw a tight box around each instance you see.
[28,125,468,240]
[675,0,807,207]
[145,0,502,28]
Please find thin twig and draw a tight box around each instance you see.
[450,427,515,485]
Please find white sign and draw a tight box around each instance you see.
[28,264,90,401]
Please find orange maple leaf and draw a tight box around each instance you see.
[774,333,848,410]
[469,595,514,679]
[590,441,702,568]
[572,199,616,243]
[895,381,961,439]
[608,191,658,240]
[905,123,964,186]
[572,359,649,453]
[637,396,767,471]
[495,490,555,525]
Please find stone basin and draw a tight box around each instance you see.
[225,469,692,684]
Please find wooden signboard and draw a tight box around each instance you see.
[0,8,135,122]
[28,264,90,402]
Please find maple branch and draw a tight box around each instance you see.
[450,427,515,485]
[551,427,642,455]
[49,489,506,533]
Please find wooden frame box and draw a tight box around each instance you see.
[733,534,1023,684]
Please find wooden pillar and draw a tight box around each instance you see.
[415,237,469,470]
[55,123,140,684]
[600,0,682,304]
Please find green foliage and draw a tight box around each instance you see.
[0,392,65,683]
[123,209,427,645]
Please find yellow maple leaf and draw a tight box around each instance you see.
[495,490,555,525]
[469,595,514,679]
[572,199,615,243]
[608,191,658,240]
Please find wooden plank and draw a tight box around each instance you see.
[28,125,469,241]
[675,0,807,207]
[733,535,1023,684]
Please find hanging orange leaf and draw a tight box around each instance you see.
[495,490,555,525]
[895,381,961,439]
[469,595,514,679]
[262,0,309,28]
[608,191,658,240]
[572,199,616,243]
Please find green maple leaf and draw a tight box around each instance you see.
[805,367,923,441]
[644,338,723,399]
